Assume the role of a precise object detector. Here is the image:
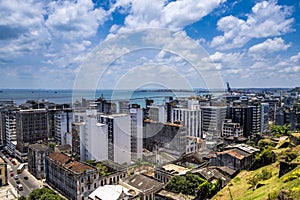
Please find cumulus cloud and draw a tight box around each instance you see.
[111,0,226,31]
[0,0,49,59]
[210,0,294,50]
[248,37,291,60]
[46,0,108,40]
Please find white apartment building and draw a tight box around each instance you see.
[99,113,131,165]
[172,107,202,154]
[54,109,73,145]
[73,109,108,162]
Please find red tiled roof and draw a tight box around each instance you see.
[217,150,245,160]
[65,161,95,174]
[48,152,71,164]
[48,152,96,174]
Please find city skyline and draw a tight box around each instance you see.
[0,0,300,89]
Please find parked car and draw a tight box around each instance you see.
[17,184,23,191]
[14,175,18,180]
[16,179,20,184]
[10,172,14,176]
[9,168,13,173]
[24,176,28,180]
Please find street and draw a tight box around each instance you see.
[0,151,42,198]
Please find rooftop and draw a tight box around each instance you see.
[217,148,251,160]
[121,174,163,192]
[28,143,51,152]
[227,144,260,154]
[48,152,96,174]
[161,164,190,175]
[89,185,132,200]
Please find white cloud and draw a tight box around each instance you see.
[111,0,226,31]
[0,0,49,59]
[290,52,300,62]
[46,0,108,40]
[211,0,294,50]
[248,37,291,60]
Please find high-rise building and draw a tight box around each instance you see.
[16,109,49,161]
[130,107,143,160]
[147,105,167,123]
[261,103,269,132]
[54,109,73,145]
[201,106,226,140]
[99,113,131,165]
[72,110,131,165]
[5,109,18,156]
[172,107,202,154]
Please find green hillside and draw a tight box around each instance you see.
[212,159,300,200]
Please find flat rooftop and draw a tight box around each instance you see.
[161,164,190,175]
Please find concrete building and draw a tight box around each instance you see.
[0,157,7,186]
[222,119,243,138]
[28,143,52,180]
[201,106,226,140]
[172,107,202,154]
[54,109,73,145]
[261,103,269,132]
[99,113,131,165]
[5,109,18,156]
[16,109,49,161]
[72,110,108,162]
[147,105,166,123]
[130,107,143,161]
[46,152,99,200]
[143,121,186,158]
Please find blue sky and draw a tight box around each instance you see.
[0,0,299,89]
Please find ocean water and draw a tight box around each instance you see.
[0,89,197,107]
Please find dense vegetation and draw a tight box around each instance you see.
[166,173,220,199]
[18,187,65,200]
[86,160,110,176]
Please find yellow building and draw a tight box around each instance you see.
[0,157,8,186]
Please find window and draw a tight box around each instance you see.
[81,187,84,192]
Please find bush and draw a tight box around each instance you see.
[257,169,272,181]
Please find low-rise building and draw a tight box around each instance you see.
[28,143,52,180]
[46,152,99,200]
[0,157,7,186]
[154,164,190,184]
[120,174,164,200]
[213,148,254,171]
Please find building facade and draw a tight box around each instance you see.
[16,109,49,161]
[172,108,202,154]
[46,152,99,200]
[130,107,143,161]
[28,143,52,180]
[0,157,8,186]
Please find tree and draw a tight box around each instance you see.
[271,124,291,137]
[28,187,64,200]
